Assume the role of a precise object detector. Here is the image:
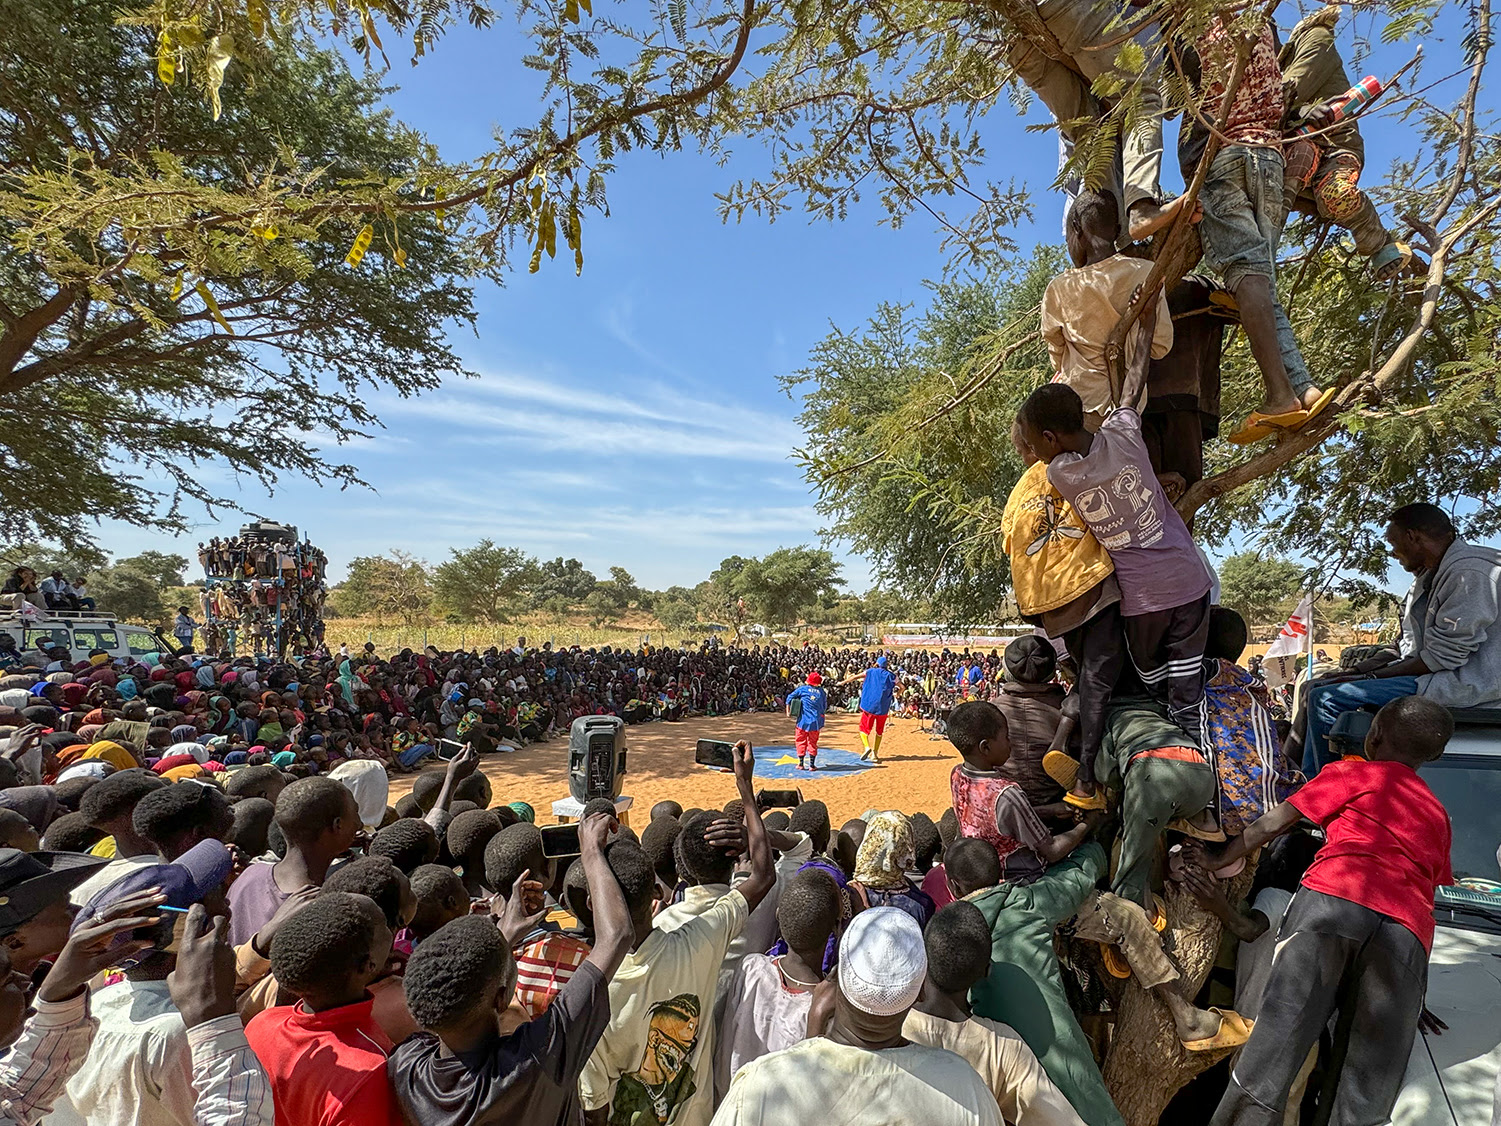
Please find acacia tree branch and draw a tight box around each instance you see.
[374,0,759,217]
[0,287,82,376]
[1430,0,1491,227]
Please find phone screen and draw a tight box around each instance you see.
[694,739,736,770]
[757,789,802,809]
[436,738,466,760]
[541,822,582,858]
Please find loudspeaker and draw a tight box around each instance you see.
[568,716,627,802]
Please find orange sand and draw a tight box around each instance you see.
[390,713,960,828]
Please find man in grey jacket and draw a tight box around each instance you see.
[1299,502,1501,775]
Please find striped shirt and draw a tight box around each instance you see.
[512,931,591,1019]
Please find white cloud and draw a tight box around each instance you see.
[384,368,802,464]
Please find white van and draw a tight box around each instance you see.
[0,609,174,664]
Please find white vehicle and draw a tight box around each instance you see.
[0,608,174,664]
[1393,708,1501,1125]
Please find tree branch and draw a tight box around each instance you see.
[0,287,81,376]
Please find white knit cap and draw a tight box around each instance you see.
[838,906,927,1016]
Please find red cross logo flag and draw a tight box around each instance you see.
[1261,595,1315,687]
[1265,596,1314,660]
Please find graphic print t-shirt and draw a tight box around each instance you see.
[580,889,748,1126]
[1047,408,1210,617]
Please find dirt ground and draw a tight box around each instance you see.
[389,712,961,828]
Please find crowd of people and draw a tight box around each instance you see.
[196,526,330,657]
[0,475,1491,1125]
[0,3,1495,1124]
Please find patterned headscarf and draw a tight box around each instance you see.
[854,811,916,890]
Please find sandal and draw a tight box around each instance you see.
[1182,1008,1254,1052]
[1043,750,1080,791]
[1064,789,1108,812]
[1300,386,1337,427]
[1226,406,1308,445]
[1101,944,1132,979]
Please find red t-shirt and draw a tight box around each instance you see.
[245,996,402,1126]
[1287,759,1453,951]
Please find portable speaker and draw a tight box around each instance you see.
[568,716,627,801]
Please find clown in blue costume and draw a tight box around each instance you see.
[857,655,896,762]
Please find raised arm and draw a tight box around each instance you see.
[579,811,633,980]
[423,742,478,833]
[729,741,775,911]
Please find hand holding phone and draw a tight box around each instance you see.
[694,739,735,771]
[541,822,582,858]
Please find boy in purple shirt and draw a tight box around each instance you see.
[1018,297,1212,809]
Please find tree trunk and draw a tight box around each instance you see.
[1102,867,1257,1126]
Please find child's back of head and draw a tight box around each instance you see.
[675,812,735,887]
[1371,695,1454,766]
[403,915,514,1039]
[944,838,1002,898]
[776,870,841,962]
[945,700,1008,766]
[923,901,994,996]
[409,863,469,940]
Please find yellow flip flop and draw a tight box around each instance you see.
[1101,944,1131,979]
[1182,1008,1255,1052]
[1064,789,1108,811]
[1150,893,1168,933]
[1298,386,1337,428]
[1043,750,1080,791]
[1226,407,1307,445]
[1169,812,1227,842]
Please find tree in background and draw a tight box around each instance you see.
[88,564,167,625]
[1217,553,1305,628]
[583,566,646,627]
[335,552,432,625]
[0,543,108,585]
[118,552,191,591]
[653,586,703,632]
[709,547,843,629]
[530,557,597,613]
[432,540,537,623]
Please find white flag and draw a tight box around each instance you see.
[1265,595,1314,660]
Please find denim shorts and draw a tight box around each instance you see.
[1198,145,1288,291]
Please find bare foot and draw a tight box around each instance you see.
[1128,195,1202,242]
[1257,396,1304,417]
[1174,1005,1223,1044]
[1299,386,1327,410]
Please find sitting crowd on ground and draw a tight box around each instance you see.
[0,479,1487,1125]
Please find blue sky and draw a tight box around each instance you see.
[97,5,1478,593]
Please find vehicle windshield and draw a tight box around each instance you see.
[1420,753,1501,883]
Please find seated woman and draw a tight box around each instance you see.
[849,811,936,929]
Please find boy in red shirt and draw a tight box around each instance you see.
[245,891,403,1126]
[1204,694,1454,1126]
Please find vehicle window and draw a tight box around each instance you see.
[23,628,70,650]
[70,629,120,652]
[1420,754,1501,881]
[126,631,160,655]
